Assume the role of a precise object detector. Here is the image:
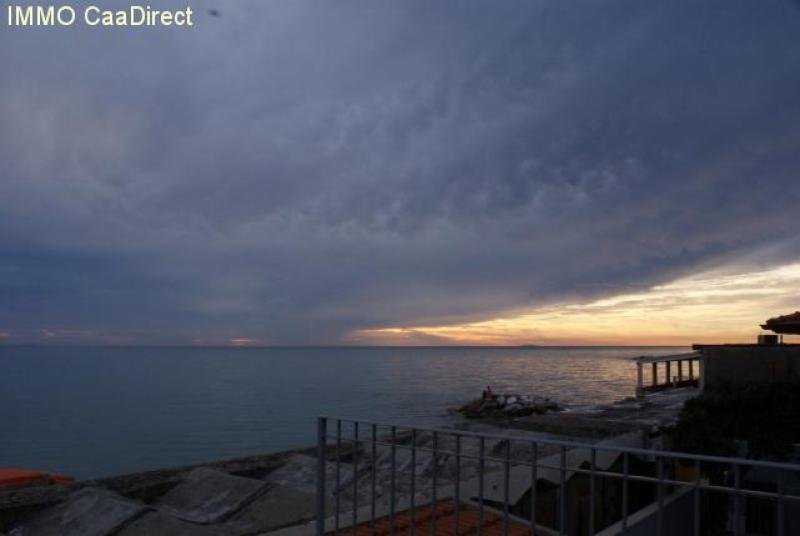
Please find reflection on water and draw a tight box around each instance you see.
[0,345,685,479]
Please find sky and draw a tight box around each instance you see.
[1,0,800,346]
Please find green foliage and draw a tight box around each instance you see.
[671,381,800,459]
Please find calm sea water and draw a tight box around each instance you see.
[0,345,686,479]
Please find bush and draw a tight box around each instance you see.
[671,380,800,460]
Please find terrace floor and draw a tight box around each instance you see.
[331,499,536,536]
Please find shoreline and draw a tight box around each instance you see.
[1,387,699,534]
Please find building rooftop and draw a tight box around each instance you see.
[761,311,800,334]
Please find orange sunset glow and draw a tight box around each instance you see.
[350,262,800,346]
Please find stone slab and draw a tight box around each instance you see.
[265,454,354,497]
[223,484,319,535]
[10,487,146,536]
[117,512,227,536]
[155,468,267,524]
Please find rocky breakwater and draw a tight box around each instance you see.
[457,393,563,419]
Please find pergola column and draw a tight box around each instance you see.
[636,362,644,397]
[699,358,705,390]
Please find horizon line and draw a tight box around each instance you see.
[0,343,694,349]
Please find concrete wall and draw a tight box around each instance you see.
[697,344,800,388]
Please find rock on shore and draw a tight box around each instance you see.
[456,393,563,419]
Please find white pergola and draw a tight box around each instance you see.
[635,351,702,397]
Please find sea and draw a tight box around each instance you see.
[0,345,686,479]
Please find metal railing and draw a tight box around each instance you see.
[315,416,800,536]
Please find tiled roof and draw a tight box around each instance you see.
[330,500,533,536]
[762,311,800,333]
[765,311,800,324]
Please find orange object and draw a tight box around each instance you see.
[0,468,74,490]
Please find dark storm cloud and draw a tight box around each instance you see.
[2,0,800,344]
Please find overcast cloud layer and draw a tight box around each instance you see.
[2,0,800,345]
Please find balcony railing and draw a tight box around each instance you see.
[315,416,800,536]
